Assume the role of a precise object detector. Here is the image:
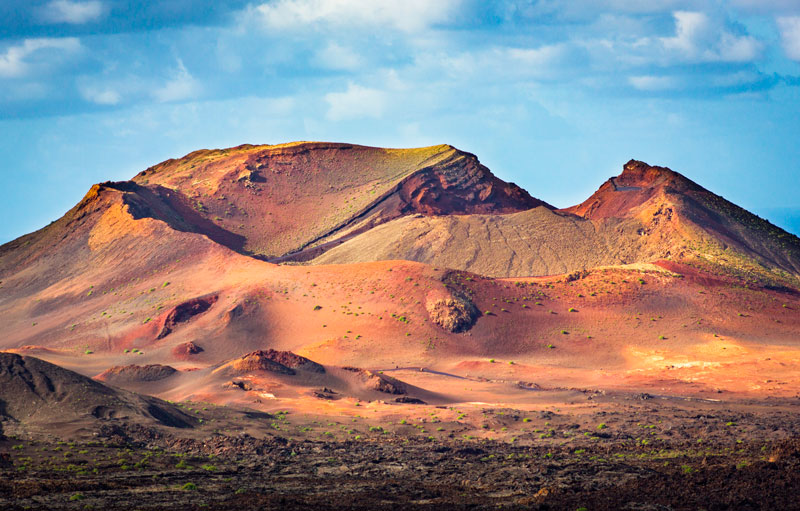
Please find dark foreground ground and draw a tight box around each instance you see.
[3,397,800,510]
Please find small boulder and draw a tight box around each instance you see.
[426,293,479,333]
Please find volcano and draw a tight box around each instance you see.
[0,141,798,412]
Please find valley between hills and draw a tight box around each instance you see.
[2,142,800,510]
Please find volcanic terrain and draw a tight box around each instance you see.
[1,142,800,510]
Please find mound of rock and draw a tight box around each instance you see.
[172,341,204,359]
[426,293,479,333]
[342,367,407,395]
[259,349,325,373]
[96,364,178,384]
[225,351,297,375]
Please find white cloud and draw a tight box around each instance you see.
[417,43,580,84]
[0,38,81,78]
[314,42,363,71]
[153,60,201,103]
[661,11,763,62]
[252,0,460,32]
[80,86,121,105]
[777,16,800,60]
[39,0,104,24]
[506,44,571,69]
[325,83,386,120]
[628,74,678,90]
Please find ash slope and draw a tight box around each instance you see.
[133,141,546,260]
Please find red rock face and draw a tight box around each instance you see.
[394,150,550,216]
[562,160,699,220]
[157,295,218,339]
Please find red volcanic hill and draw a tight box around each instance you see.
[0,142,799,409]
[313,159,800,282]
[563,160,800,279]
[129,142,547,260]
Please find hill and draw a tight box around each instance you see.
[0,142,798,411]
[312,159,800,283]
[0,352,196,437]
[131,141,546,260]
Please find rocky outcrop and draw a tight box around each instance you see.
[224,350,297,375]
[96,364,178,384]
[257,349,325,373]
[172,341,204,359]
[157,295,218,339]
[426,293,479,333]
[342,367,407,395]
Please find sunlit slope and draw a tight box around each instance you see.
[131,141,546,259]
[564,160,800,284]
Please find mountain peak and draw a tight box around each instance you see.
[615,159,688,190]
[563,159,700,219]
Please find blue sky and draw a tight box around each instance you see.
[1,0,800,243]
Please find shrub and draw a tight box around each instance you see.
[182,482,197,491]
[69,493,85,501]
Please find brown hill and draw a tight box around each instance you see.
[131,141,546,260]
[0,353,196,436]
[564,160,800,282]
